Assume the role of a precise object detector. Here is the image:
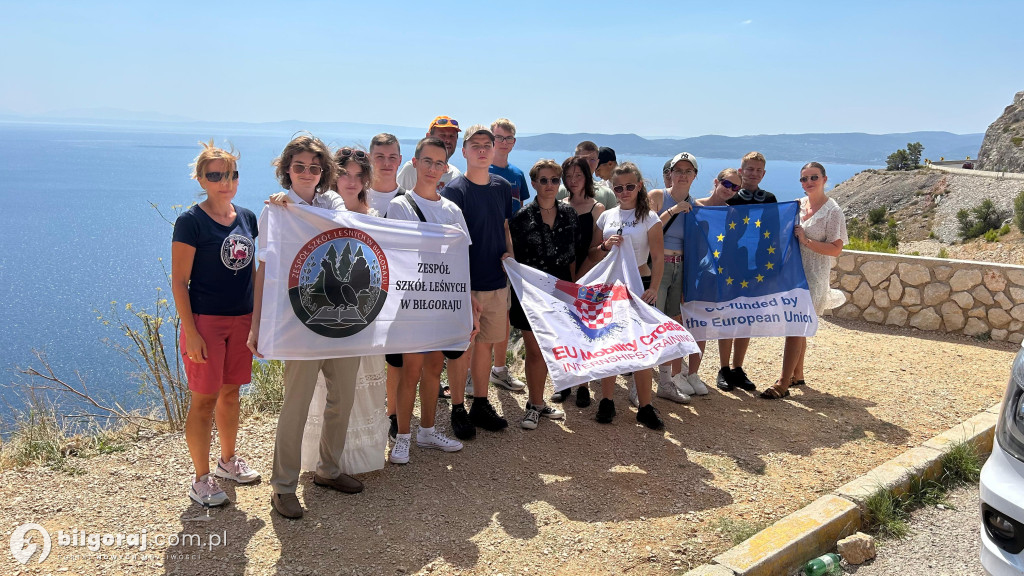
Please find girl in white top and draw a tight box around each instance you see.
[589,162,665,430]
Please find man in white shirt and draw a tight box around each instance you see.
[367,133,406,216]
[396,116,463,192]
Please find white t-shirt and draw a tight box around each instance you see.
[596,206,659,268]
[386,191,471,241]
[397,161,462,192]
[368,185,405,216]
[257,189,346,262]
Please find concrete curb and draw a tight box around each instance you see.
[684,401,1003,576]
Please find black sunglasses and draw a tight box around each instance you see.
[338,147,367,160]
[719,179,741,191]
[612,183,639,194]
[204,171,238,183]
[799,174,822,183]
[535,177,560,186]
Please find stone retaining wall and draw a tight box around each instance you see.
[830,250,1024,344]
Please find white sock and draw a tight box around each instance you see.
[417,426,435,438]
[492,366,507,374]
[396,432,411,440]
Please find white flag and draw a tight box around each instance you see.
[258,204,472,359]
[504,244,701,391]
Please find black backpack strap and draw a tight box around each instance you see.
[404,193,428,223]
[662,211,680,233]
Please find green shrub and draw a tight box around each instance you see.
[1000,224,1011,235]
[984,229,1001,242]
[938,247,949,258]
[1012,136,1023,147]
[957,199,1007,239]
[846,237,898,253]
[241,360,285,418]
[868,206,887,225]
[1014,190,1024,233]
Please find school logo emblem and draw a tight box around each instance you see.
[289,228,389,338]
[221,234,254,270]
[554,280,630,340]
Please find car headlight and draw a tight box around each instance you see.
[996,347,1024,464]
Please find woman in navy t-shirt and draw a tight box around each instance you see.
[171,142,260,508]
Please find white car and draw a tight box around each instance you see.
[980,345,1024,576]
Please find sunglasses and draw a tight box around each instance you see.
[433,118,459,128]
[799,174,822,183]
[204,171,238,182]
[291,163,323,175]
[494,135,516,143]
[535,177,560,186]
[612,183,640,194]
[719,180,741,191]
[338,147,367,160]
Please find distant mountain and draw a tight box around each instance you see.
[515,131,984,165]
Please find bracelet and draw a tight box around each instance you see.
[601,241,610,252]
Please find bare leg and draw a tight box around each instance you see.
[213,384,242,462]
[601,376,616,400]
[778,336,804,390]
[385,365,400,417]
[398,353,423,435]
[733,337,751,367]
[418,352,444,428]
[447,349,469,405]
[688,341,706,375]
[185,392,218,480]
[718,339,733,368]
[472,341,494,398]
[522,331,546,407]
[492,313,510,369]
[635,369,653,406]
[793,338,808,381]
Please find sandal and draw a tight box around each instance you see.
[759,381,790,400]
[790,378,806,387]
[438,384,451,400]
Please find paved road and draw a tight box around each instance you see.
[841,483,984,576]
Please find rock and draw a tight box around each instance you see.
[1011,332,1024,345]
[972,285,995,305]
[951,291,975,309]
[837,253,856,272]
[910,308,942,331]
[923,282,951,306]
[1013,305,1024,321]
[902,287,922,306]
[840,274,861,292]
[995,291,1014,310]
[886,307,909,326]
[965,317,990,336]
[1011,320,1023,332]
[977,90,1024,173]
[835,303,862,320]
[872,291,891,309]
[984,270,1008,292]
[1008,269,1024,286]
[852,282,873,308]
[969,306,988,318]
[934,265,954,282]
[1010,286,1024,303]
[898,263,930,286]
[863,305,885,323]
[837,532,876,565]
[990,308,1012,329]
[861,261,897,287]
[941,301,966,331]
[993,329,1009,341]
[949,269,982,292]
[887,275,903,301]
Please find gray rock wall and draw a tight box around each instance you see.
[830,250,1024,344]
[977,90,1024,173]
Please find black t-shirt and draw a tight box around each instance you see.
[441,174,513,291]
[509,202,580,282]
[727,188,778,205]
[172,204,258,316]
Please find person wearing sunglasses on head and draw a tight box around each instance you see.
[588,162,665,430]
[248,134,368,520]
[397,116,464,192]
[508,160,579,430]
[717,152,778,393]
[647,153,705,405]
[761,162,847,400]
[172,141,260,509]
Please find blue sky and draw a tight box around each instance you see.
[1,1,1020,137]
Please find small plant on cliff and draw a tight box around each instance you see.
[1014,189,1024,233]
[846,215,899,253]
[957,198,1007,240]
[868,206,887,225]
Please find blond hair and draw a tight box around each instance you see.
[190,140,238,180]
[491,118,516,135]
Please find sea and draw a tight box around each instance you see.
[0,121,879,420]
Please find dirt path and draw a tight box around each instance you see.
[1,317,1016,576]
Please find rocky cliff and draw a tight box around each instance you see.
[978,90,1024,173]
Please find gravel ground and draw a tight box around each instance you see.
[0,318,1016,576]
[841,482,985,576]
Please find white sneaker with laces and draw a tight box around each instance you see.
[687,373,710,396]
[672,372,696,395]
[625,373,639,408]
[534,403,565,420]
[521,406,540,429]
[189,474,228,507]
[214,455,260,484]
[416,428,463,452]
[656,380,691,404]
[489,367,526,391]
[390,435,411,464]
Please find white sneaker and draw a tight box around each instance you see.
[189,474,228,507]
[390,434,411,464]
[214,455,260,484]
[416,428,463,452]
[658,365,673,387]
[672,372,696,395]
[489,367,526,391]
[521,406,540,430]
[534,403,565,420]
[687,373,710,396]
[626,373,639,408]
[656,380,691,404]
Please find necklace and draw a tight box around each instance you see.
[539,204,556,212]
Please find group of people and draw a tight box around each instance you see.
[170,115,848,519]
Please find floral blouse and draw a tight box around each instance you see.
[509,202,580,282]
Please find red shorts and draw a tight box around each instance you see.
[181,313,253,395]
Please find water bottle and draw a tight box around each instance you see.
[803,552,842,576]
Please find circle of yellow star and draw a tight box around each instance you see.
[765,262,775,270]
[729,221,737,230]
[726,277,734,285]
[763,231,771,238]
[740,280,749,288]
[756,274,764,282]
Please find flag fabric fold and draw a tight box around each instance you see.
[258,204,473,359]
[681,201,817,340]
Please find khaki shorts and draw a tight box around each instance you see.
[472,287,510,343]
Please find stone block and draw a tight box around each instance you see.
[897,263,931,286]
[985,270,1008,292]
[834,303,862,320]
[965,317,990,336]
[902,287,921,306]
[908,305,922,314]
[1007,269,1024,286]
[941,301,965,331]
[872,291,890,309]
[1011,320,1023,332]
[949,269,982,292]
[934,265,954,282]
[885,307,909,326]
[922,282,951,306]
[989,308,1012,329]
[714,495,860,576]
[887,275,903,301]
[922,410,999,455]
[952,291,975,309]
[969,306,988,318]
[972,285,995,305]
[861,261,897,287]
[837,253,856,272]
[993,329,1009,341]
[1010,286,1024,303]
[1012,304,1024,321]
[909,308,942,331]
[995,291,1013,310]
[840,274,861,292]
[837,532,876,565]
[835,446,945,505]
[852,282,873,309]
[863,305,885,323]
[1011,332,1024,345]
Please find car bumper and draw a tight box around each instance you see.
[981,438,1024,576]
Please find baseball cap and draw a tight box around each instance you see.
[670,152,698,172]
[598,146,617,165]
[462,124,494,144]
[429,116,461,131]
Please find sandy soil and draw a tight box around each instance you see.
[0,317,1016,576]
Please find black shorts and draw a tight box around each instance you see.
[509,290,531,332]
[641,275,651,291]
[385,350,464,368]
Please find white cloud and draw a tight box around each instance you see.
[740,19,753,25]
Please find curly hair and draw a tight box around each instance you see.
[272,133,336,194]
